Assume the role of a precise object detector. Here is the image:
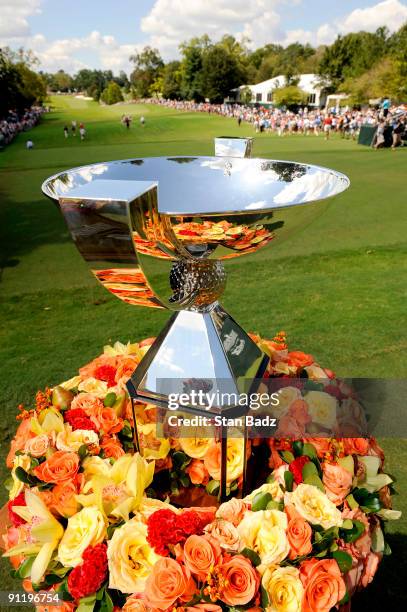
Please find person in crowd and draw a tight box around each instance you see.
[0,107,44,149]
[63,125,69,138]
[140,116,145,126]
[382,97,391,118]
[392,119,404,149]
[373,120,386,149]
[71,120,77,136]
[122,115,132,129]
[26,139,34,149]
[79,123,86,140]
[323,114,333,140]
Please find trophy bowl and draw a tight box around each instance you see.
[42,155,349,412]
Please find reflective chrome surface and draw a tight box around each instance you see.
[214,136,253,158]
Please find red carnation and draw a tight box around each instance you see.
[8,491,27,527]
[68,543,108,600]
[93,364,117,388]
[289,455,310,484]
[65,408,98,432]
[147,508,212,556]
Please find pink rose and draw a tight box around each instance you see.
[70,393,103,416]
[216,498,248,526]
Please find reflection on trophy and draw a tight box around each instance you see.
[42,142,349,413]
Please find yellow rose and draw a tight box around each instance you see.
[285,483,343,530]
[78,377,109,397]
[204,437,245,482]
[56,425,99,452]
[244,480,283,503]
[237,510,289,565]
[107,517,159,593]
[58,506,106,567]
[262,565,303,612]
[305,391,337,429]
[9,454,31,499]
[60,375,82,390]
[179,427,213,458]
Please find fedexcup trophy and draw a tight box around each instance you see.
[42,139,349,500]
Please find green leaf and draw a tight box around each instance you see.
[172,451,191,470]
[206,480,220,495]
[338,590,350,605]
[179,474,190,488]
[292,440,304,457]
[302,461,318,480]
[104,392,117,407]
[302,443,318,461]
[78,444,88,461]
[346,493,359,510]
[353,488,381,513]
[240,547,261,567]
[261,585,269,609]
[3,476,13,491]
[15,466,36,485]
[304,381,325,391]
[340,520,365,544]
[107,520,125,539]
[77,594,97,612]
[266,500,283,511]
[56,577,74,602]
[280,450,295,464]
[15,556,35,579]
[332,550,353,573]
[252,492,273,512]
[284,470,294,492]
[303,473,325,493]
[383,541,392,556]
[100,590,113,612]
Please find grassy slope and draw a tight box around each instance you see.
[0,96,406,608]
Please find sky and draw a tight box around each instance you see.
[0,0,406,74]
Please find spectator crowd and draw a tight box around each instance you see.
[0,107,45,149]
[147,98,406,147]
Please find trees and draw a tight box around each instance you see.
[0,48,46,118]
[129,46,164,98]
[49,70,73,92]
[179,35,210,100]
[100,81,124,105]
[201,44,244,103]
[318,29,389,90]
[272,85,308,108]
[162,61,182,99]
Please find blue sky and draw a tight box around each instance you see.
[1,0,406,73]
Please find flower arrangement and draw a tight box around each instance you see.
[1,333,400,612]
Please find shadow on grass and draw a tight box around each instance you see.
[352,532,407,610]
[0,189,70,273]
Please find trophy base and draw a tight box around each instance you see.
[126,303,269,413]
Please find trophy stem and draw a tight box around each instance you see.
[126,303,269,412]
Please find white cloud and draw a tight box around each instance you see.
[0,0,406,74]
[141,0,286,56]
[0,0,41,37]
[283,0,407,48]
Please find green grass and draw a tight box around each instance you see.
[0,96,406,609]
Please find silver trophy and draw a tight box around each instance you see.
[42,141,349,414]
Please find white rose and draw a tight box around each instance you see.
[305,391,337,429]
[285,483,343,530]
[237,510,289,565]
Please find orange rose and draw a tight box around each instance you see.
[221,555,260,606]
[285,504,312,560]
[287,351,314,368]
[186,459,210,485]
[91,406,123,435]
[322,462,352,506]
[24,434,49,458]
[183,534,221,581]
[204,519,240,551]
[288,400,311,426]
[100,435,125,459]
[79,355,118,379]
[216,498,247,526]
[343,438,369,456]
[50,476,83,517]
[70,393,103,416]
[186,605,222,612]
[7,419,35,468]
[276,415,304,438]
[303,437,333,459]
[361,552,380,588]
[145,557,196,610]
[33,451,79,484]
[122,593,148,612]
[300,558,346,612]
[115,356,139,384]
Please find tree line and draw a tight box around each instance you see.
[1,23,406,117]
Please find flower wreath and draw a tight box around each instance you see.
[1,332,400,612]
